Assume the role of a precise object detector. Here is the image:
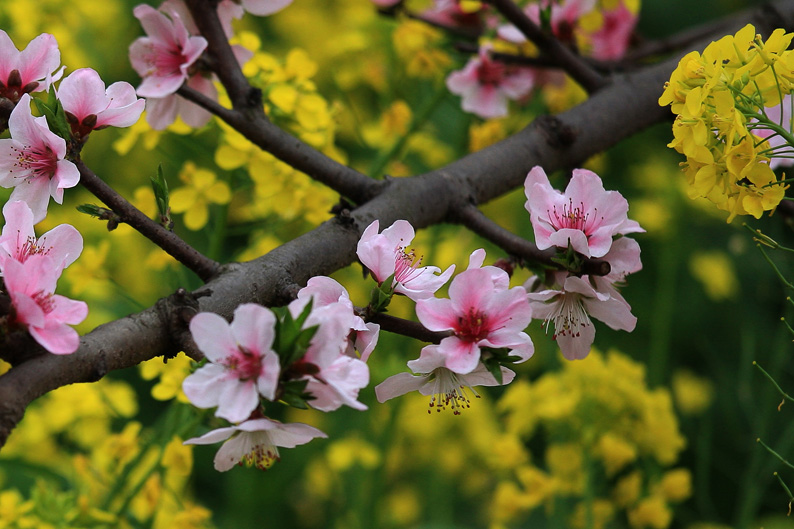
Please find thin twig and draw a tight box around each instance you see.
[366,312,452,344]
[76,161,220,282]
[455,204,611,276]
[483,0,608,93]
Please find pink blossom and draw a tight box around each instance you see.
[182,303,281,423]
[0,200,82,271]
[287,292,370,411]
[0,94,80,223]
[57,68,144,137]
[129,4,207,99]
[295,276,379,361]
[754,94,794,169]
[415,266,533,374]
[527,237,641,360]
[3,255,87,355]
[0,31,62,103]
[143,72,216,130]
[524,165,643,259]
[375,344,515,414]
[446,45,535,119]
[586,2,637,61]
[497,0,594,46]
[184,417,326,472]
[356,219,454,301]
[421,0,485,32]
[237,0,293,16]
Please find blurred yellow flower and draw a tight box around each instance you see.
[689,250,739,301]
[672,370,714,415]
[170,162,232,231]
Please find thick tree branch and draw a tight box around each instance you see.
[0,2,790,448]
[77,161,221,282]
[484,0,608,93]
[177,85,383,204]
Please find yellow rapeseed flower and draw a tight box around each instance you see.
[170,162,232,231]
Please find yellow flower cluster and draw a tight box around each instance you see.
[659,24,792,221]
[494,350,690,528]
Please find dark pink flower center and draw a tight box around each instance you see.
[16,234,48,263]
[476,57,507,85]
[224,346,263,381]
[12,144,58,181]
[549,199,595,234]
[32,290,55,314]
[456,307,490,342]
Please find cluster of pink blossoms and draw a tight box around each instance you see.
[524,166,643,360]
[444,0,638,118]
[0,31,144,355]
[182,277,377,471]
[128,0,291,129]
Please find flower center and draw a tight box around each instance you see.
[456,307,490,342]
[549,199,595,234]
[426,368,480,415]
[16,234,47,263]
[224,345,263,381]
[239,432,279,470]
[12,144,58,181]
[32,290,55,314]
[393,246,423,285]
[544,292,591,340]
[476,56,507,85]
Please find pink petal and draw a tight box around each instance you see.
[29,322,80,355]
[230,303,276,355]
[415,297,457,332]
[58,68,108,121]
[439,336,481,374]
[182,363,229,408]
[216,379,259,423]
[184,426,236,445]
[242,0,293,16]
[16,33,60,87]
[189,312,237,363]
[374,372,427,402]
[556,322,596,360]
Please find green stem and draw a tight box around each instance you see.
[753,361,794,403]
[757,437,794,471]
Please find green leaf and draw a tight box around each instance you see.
[150,164,172,228]
[484,358,504,386]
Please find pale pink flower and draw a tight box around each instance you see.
[0,31,62,103]
[57,68,144,137]
[446,45,535,119]
[497,0,594,46]
[184,417,326,472]
[754,94,794,169]
[287,293,370,411]
[237,0,293,16]
[416,266,533,374]
[0,200,82,272]
[182,303,280,423]
[0,94,80,223]
[527,237,641,360]
[375,344,515,414]
[421,0,485,32]
[143,73,216,130]
[4,254,87,355]
[586,1,637,61]
[524,165,643,259]
[357,219,454,301]
[129,4,207,99]
[295,276,379,361]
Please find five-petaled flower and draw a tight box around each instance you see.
[3,254,88,355]
[357,219,455,301]
[182,303,281,423]
[375,344,516,414]
[524,165,643,258]
[0,200,82,272]
[415,260,534,374]
[0,93,80,223]
[184,417,326,472]
[0,30,62,103]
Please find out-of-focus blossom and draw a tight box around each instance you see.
[0,30,62,103]
[0,94,80,223]
[446,45,535,119]
[236,0,293,16]
[4,254,88,355]
[416,265,533,374]
[584,1,638,60]
[57,68,144,139]
[375,344,515,414]
[524,165,643,258]
[182,304,280,423]
[422,0,486,33]
[184,417,326,471]
[0,200,82,271]
[753,94,794,170]
[357,219,455,301]
[129,4,207,99]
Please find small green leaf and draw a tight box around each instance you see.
[150,164,173,229]
[484,358,504,386]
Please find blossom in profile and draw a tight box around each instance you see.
[356,219,454,301]
[0,94,80,223]
[129,4,207,99]
[375,344,515,414]
[3,254,88,355]
[527,237,641,360]
[524,165,643,258]
[416,266,533,374]
[182,304,280,423]
[753,94,794,170]
[184,417,326,471]
[446,46,535,119]
[0,31,62,102]
[0,200,82,271]
[57,68,145,138]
